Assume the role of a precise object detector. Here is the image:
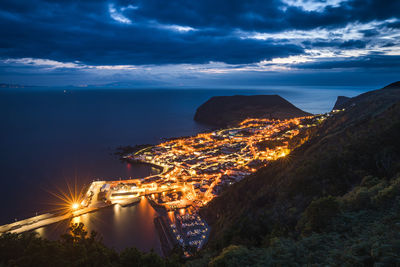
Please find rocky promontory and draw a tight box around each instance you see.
[332,96,351,110]
[194,94,311,127]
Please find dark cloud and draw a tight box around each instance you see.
[339,40,367,49]
[124,0,400,31]
[0,14,303,65]
[0,0,307,65]
[385,21,400,29]
[382,42,398,48]
[361,29,381,37]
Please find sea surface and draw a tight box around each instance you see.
[0,86,373,253]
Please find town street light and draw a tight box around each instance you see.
[72,203,79,210]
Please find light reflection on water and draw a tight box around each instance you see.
[35,197,162,255]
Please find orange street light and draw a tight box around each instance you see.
[72,203,80,210]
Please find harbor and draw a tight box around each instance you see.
[0,114,328,256]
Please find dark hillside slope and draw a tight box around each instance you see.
[383,81,400,89]
[336,80,400,112]
[201,83,400,254]
[194,95,311,127]
[332,96,350,110]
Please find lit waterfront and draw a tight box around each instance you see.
[67,114,331,253]
[35,197,162,254]
[0,112,335,255]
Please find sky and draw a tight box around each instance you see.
[0,0,399,87]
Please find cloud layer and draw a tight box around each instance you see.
[0,0,399,86]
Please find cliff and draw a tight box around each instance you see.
[332,81,400,111]
[332,96,350,110]
[194,94,311,127]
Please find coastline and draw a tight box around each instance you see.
[1,114,318,257]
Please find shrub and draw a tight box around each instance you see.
[298,196,340,234]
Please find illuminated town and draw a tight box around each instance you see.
[1,113,331,255]
[84,114,326,254]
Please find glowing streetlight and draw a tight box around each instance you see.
[72,203,80,210]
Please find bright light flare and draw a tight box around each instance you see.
[46,179,85,215]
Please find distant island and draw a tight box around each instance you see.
[194,94,311,127]
[0,83,33,88]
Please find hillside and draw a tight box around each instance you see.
[189,82,400,265]
[194,95,311,127]
[383,81,400,89]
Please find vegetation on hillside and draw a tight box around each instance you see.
[186,174,400,266]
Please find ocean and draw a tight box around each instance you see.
[0,86,373,252]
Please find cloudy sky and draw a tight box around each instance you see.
[0,0,399,87]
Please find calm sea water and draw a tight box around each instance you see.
[0,86,373,252]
